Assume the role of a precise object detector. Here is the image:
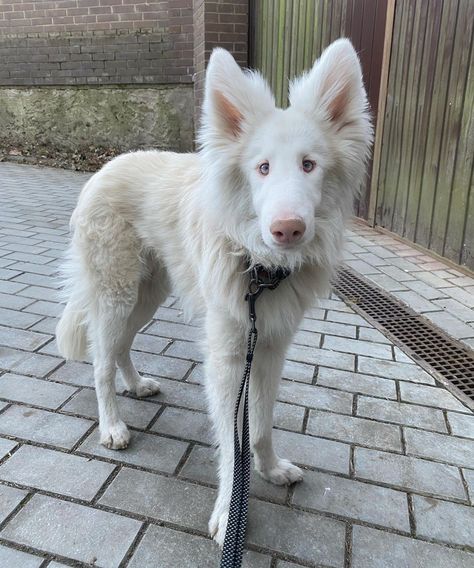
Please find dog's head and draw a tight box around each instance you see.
[198,39,372,270]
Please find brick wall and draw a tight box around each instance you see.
[0,0,193,85]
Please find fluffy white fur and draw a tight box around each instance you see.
[56,39,372,545]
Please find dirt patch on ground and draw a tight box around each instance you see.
[0,143,124,172]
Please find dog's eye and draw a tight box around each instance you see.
[302,159,315,173]
[258,162,270,176]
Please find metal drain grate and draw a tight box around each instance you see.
[333,267,474,406]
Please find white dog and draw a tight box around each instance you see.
[56,38,371,544]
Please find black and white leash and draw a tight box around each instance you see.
[220,264,291,568]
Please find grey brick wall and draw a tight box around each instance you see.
[0,1,193,86]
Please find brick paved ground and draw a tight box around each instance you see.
[344,226,474,349]
[0,162,473,568]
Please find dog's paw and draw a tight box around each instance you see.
[257,458,304,486]
[134,377,161,398]
[209,501,229,548]
[100,421,130,450]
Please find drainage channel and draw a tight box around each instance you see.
[333,266,474,411]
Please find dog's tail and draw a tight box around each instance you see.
[56,242,90,361]
[56,302,88,361]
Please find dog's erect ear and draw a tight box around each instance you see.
[289,39,367,127]
[201,48,275,144]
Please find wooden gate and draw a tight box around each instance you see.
[376,0,473,269]
[249,0,388,219]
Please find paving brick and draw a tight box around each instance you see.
[164,339,204,361]
[130,351,193,380]
[146,376,207,411]
[0,405,92,449]
[293,329,321,347]
[0,268,22,279]
[0,545,43,568]
[326,310,371,327]
[128,524,271,568]
[0,445,114,500]
[358,326,391,344]
[0,485,27,524]
[182,443,289,502]
[378,265,416,282]
[146,320,201,341]
[0,373,76,409]
[131,333,170,355]
[282,359,315,383]
[0,307,43,329]
[247,499,345,566]
[304,306,326,319]
[366,272,409,292]
[287,343,355,370]
[404,428,474,468]
[278,380,353,414]
[355,447,466,500]
[358,396,447,432]
[274,401,305,432]
[391,291,439,313]
[273,429,350,474]
[403,279,448,300]
[49,361,94,387]
[79,428,188,473]
[152,407,212,444]
[0,280,27,294]
[442,286,474,308]
[307,410,402,451]
[12,272,62,289]
[62,388,160,429]
[433,297,474,323]
[1,494,141,567]
[413,495,474,547]
[0,347,62,377]
[317,367,397,399]
[346,259,380,275]
[317,298,352,312]
[0,326,51,351]
[352,525,474,568]
[0,437,17,460]
[356,252,391,267]
[299,317,357,338]
[17,285,58,302]
[29,316,58,334]
[5,262,58,276]
[23,299,62,317]
[399,382,469,412]
[0,292,34,310]
[416,271,458,288]
[358,356,435,384]
[424,311,474,340]
[393,346,415,364]
[323,335,393,359]
[293,469,410,531]
[3,251,53,265]
[100,467,214,531]
[447,411,474,439]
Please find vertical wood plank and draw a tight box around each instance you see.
[368,0,396,226]
[430,0,472,257]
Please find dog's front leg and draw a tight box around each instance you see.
[250,339,303,485]
[204,310,247,546]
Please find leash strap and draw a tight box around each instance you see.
[220,265,290,568]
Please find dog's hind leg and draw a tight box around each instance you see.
[90,300,136,450]
[116,267,169,397]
